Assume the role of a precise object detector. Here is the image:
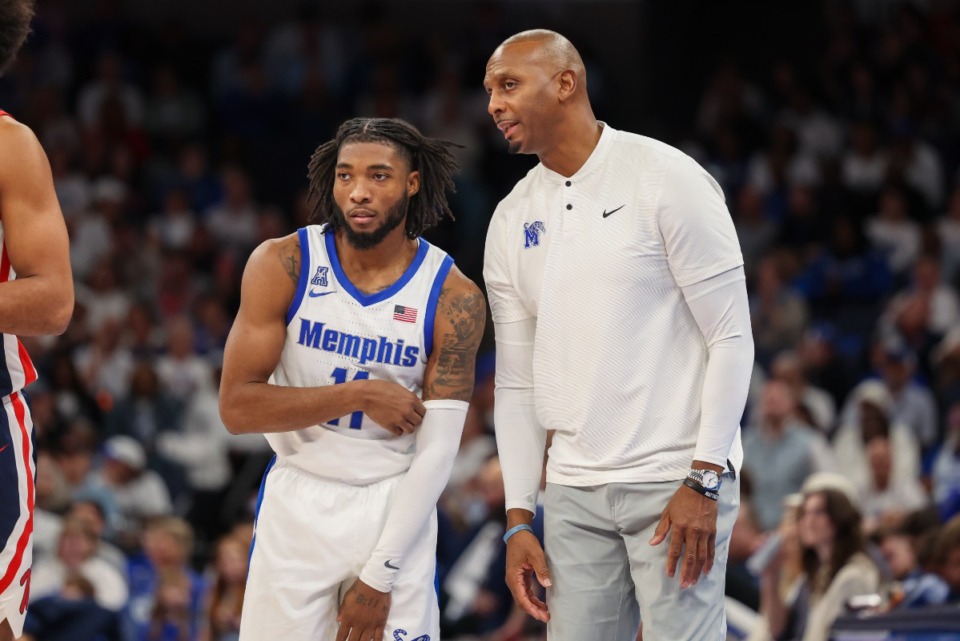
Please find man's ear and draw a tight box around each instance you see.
[407,170,421,197]
[558,69,577,103]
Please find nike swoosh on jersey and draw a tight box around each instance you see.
[308,290,333,297]
[384,559,399,570]
[602,205,625,218]
[0,445,7,453]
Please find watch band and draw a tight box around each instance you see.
[683,478,719,501]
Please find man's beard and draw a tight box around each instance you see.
[333,192,408,250]
[508,141,521,154]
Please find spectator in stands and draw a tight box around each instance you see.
[754,486,879,641]
[875,523,949,609]
[744,380,835,531]
[932,402,960,520]
[770,350,835,434]
[880,254,960,360]
[127,517,206,641]
[876,341,939,450]
[67,496,127,572]
[30,516,128,611]
[156,316,213,404]
[866,186,922,278]
[202,166,259,254]
[83,435,173,549]
[834,381,922,489]
[858,437,928,533]
[105,362,185,478]
[202,534,248,641]
[750,258,810,367]
[933,515,960,603]
[936,186,960,282]
[22,573,123,641]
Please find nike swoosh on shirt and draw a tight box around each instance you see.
[0,445,7,454]
[308,290,333,298]
[602,205,625,218]
[384,560,399,570]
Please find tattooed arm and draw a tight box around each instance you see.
[423,267,487,401]
[219,234,426,435]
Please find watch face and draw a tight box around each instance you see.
[700,470,720,490]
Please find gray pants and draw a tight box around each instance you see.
[544,475,740,641]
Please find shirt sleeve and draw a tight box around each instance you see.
[658,156,744,288]
[484,206,533,324]
[682,267,754,467]
[491,317,545,515]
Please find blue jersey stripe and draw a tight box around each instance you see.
[324,228,429,307]
[423,255,455,359]
[247,454,277,576]
[285,228,311,325]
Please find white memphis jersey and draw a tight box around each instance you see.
[266,225,454,484]
[485,123,745,486]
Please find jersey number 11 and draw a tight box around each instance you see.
[329,367,368,429]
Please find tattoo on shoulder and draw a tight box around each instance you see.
[425,284,485,401]
[278,240,300,286]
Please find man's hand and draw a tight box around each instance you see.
[361,380,426,436]
[504,530,551,622]
[649,484,719,588]
[336,579,391,641]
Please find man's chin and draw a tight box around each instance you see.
[342,227,382,250]
[508,136,535,155]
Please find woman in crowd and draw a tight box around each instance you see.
[754,487,880,641]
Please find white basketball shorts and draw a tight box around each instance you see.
[239,457,439,641]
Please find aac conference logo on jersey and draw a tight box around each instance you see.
[311,265,329,287]
[523,220,546,249]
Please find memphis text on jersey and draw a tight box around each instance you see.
[297,318,419,367]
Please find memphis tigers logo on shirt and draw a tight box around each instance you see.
[523,220,545,248]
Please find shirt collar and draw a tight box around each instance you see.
[540,121,616,184]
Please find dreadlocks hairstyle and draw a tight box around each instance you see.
[306,117,461,238]
[0,0,34,76]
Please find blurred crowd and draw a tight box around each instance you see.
[2,0,960,640]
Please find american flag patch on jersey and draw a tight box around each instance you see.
[393,305,418,323]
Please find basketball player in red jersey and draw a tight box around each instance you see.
[0,2,74,639]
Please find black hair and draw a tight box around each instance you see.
[0,0,33,76]
[306,117,461,238]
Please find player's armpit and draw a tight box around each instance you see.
[0,120,73,336]
[423,267,486,402]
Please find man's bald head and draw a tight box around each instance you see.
[493,29,587,87]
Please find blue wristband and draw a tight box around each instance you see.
[503,523,534,544]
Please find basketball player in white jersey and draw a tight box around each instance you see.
[0,3,75,640]
[482,31,754,640]
[220,117,485,641]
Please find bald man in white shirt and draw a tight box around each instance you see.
[482,30,754,641]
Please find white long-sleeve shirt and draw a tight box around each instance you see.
[484,124,754,513]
